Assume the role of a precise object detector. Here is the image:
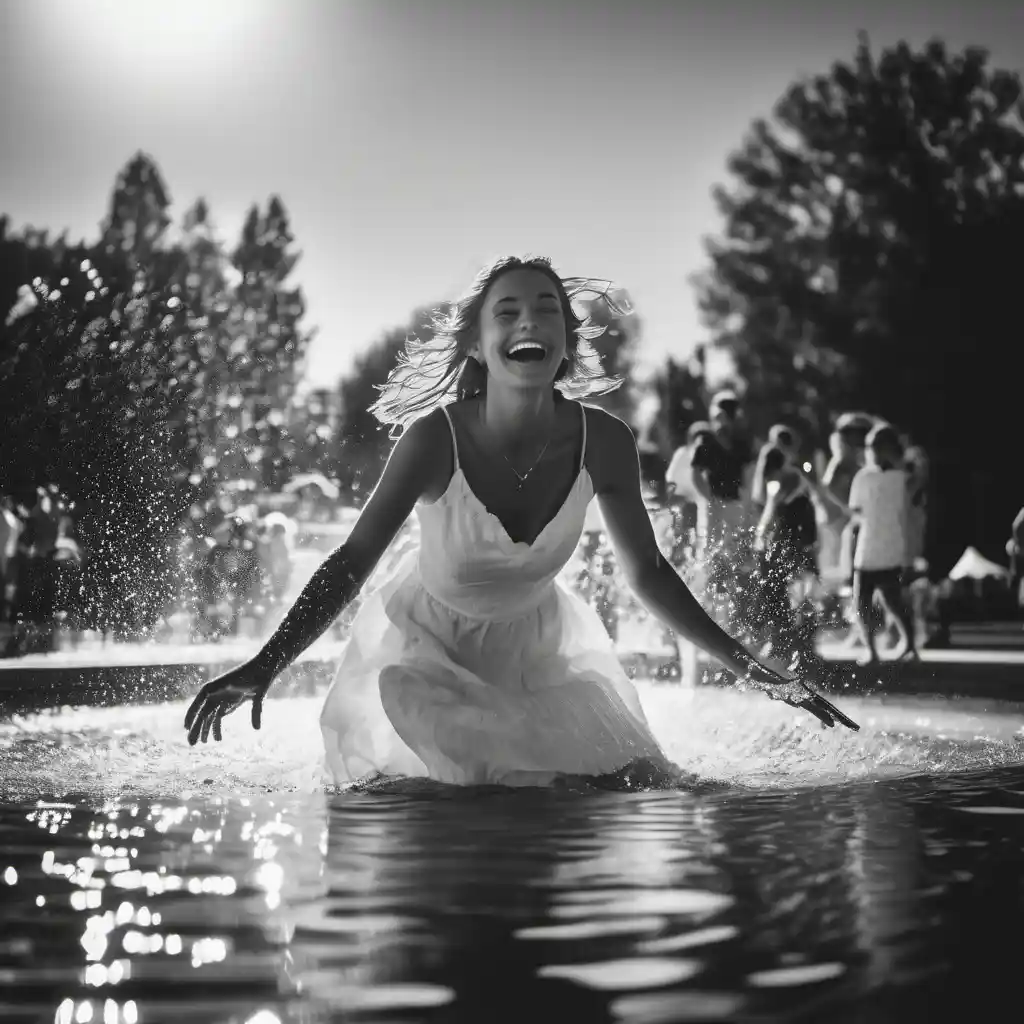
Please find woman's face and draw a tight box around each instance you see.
[473,269,568,390]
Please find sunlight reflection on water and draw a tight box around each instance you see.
[2,684,1024,1022]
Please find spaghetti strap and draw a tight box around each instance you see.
[578,402,588,475]
[441,405,460,472]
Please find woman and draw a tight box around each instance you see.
[184,256,856,786]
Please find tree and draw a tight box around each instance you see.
[335,306,442,500]
[231,197,316,489]
[0,156,319,632]
[0,260,191,634]
[696,35,1024,569]
[648,345,710,458]
[100,151,173,274]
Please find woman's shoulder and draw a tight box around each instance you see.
[394,407,455,468]
[579,404,640,486]
[578,402,633,447]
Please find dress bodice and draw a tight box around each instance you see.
[415,403,594,620]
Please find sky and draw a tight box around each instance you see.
[2,0,1023,386]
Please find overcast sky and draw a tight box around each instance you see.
[2,0,1022,384]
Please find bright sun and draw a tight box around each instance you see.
[53,0,268,68]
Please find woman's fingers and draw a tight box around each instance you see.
[200,707,217,745]
[184,685,211,732]
[187,699,212,746]
[186,691,236,746]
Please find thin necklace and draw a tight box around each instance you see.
[503,439,551,491]
[477,403,553,491]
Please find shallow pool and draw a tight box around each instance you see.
[2,684,1024,1022]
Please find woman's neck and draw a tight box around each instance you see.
[479,387,558,445]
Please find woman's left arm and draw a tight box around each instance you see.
[588,410,762,675]
[587,409,850,729]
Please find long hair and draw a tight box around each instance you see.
[368,255,629,431]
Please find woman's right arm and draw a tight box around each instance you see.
[251,411,445,679]
[185,410,447,745]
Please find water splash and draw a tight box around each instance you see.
[2,684,1022,800]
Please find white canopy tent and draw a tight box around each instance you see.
[947,546,1010,582]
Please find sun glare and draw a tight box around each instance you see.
[48,0,269,71]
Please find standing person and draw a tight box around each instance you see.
[817,413,875,640]
[848,424,919,665]
[750,447,821,667]
[184,256,856,782]
[1008,507,1024,614]
[689,393,755,585]
[823,413,874,584]
[903,443,929,566]
[3,489,61,656]
[663,420,711,569]
[0,495,22,623]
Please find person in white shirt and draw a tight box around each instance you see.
[847,424,919,664]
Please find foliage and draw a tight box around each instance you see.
[648,345,711,457]
[0,153,315,632]
[334,306,441,500]
[696,35,1024,567]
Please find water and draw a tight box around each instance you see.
[3,684,1024,1023]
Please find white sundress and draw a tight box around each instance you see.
[319,401,671,786]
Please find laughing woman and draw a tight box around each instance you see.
[184,256,856,787]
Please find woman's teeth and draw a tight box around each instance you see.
[507,342,547,362]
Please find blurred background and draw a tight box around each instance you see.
[1,0,1021,659]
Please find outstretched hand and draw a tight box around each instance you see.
[184,661,273,746]
[733,654,860,732]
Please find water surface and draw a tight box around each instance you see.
[2,684,1024,1023]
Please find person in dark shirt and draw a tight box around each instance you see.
[749,446,821,667]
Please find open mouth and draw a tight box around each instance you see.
[506,341,548,363]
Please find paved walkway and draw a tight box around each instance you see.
[0,636,344,671]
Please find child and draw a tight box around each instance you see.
[184,256,857,785]
[848,424,919,665]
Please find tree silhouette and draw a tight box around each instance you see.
[0,155,317,632]
[334,306,441,500]
[697,35,1024,569]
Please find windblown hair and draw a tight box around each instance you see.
[368,255,630,431]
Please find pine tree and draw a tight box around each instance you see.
[231,197,315,488]
[100,151,172,271]
[334,307,439,499]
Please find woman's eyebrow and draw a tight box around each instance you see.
[492,291,559,310]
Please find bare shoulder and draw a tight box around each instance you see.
[582,404,639,494]
[391,407,454,500]
[342,408,451,564]
[398,405,450,452]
